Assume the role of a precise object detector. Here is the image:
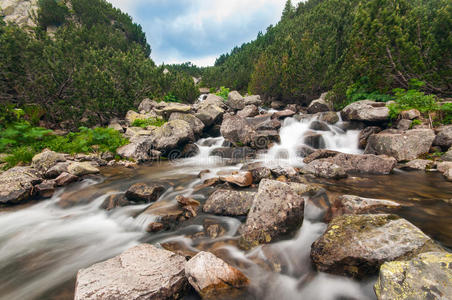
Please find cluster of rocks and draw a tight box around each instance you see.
[74,244,250,300]
[0,149,105,204]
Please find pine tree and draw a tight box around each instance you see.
[282,0,294,19]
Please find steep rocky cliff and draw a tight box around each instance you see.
[0,0,38,27]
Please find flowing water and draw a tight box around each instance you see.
[0,115,451,300]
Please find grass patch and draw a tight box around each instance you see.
[131,118,166,128]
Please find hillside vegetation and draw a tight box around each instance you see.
[0,0,199,128]
[201,0,452,107]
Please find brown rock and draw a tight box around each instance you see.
[303,149,339,164]
[35,180,56,198]
[325,153,397,175]
[125,183,165,203]
[55,172,79,186]
[358,126,382,149]
[310,214,443,278]
[185,251,249,300]
[74,244,187,300]
[100,194,131,211]
[203,189,255,216]
[219,172,253,187]
[272,109,295,119]
[0,167,41,204]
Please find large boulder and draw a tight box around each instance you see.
[319,111,339,124]
[358,126,382,149]
[310,214,443,278]
[31,150,66,173]
[155,103,192,118]
[226,91,245,110]
[374,252,452,300]
[152,120,195,152]
[210,147,256,160]
[307,95,331,114]
[203,189,255,216]
[433,125,452,149]
[67,162,100,176]
[200,94,226,108]
[220,114,256,146]
[365,129,436,161]
[125,183,165,203]
[185,251,249,300]
[301,160,347,179]
[195,103,225,127]
[244,95,262,106]
[326,195,401,221]
[137,98,158,113]
[0,167,41,204]
[169,112,205,136]
[237,105,259,118]
[323,153,397,175]
[341,100,389,122]
[74,244,187,300]
[117,136,161,162]
[239,179,320,249]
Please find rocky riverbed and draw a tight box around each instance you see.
[0,91,451,300]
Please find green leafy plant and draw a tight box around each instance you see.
[410,119,422,128]
[131,118,166,128]
[216,86,230,101]
[163,93,181,103]
[388,86,439,120]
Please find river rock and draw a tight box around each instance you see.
[55,172,79,186]
[210,147,256,161]
[400,109,421,120]
[44,161,70,178]
[125,110,154,125]
[67,162,99,176]
[195,103,225,127]
[325,153,397,175]
[203,189,255,216]
[358,126,382,149]
[226,91,245,110]
[200,94,226,108]
[157,103,192,118]
[244,95,262,106]
[309,120,330,131]
[319,111,339,124]
[185,251,249,300]
[100,194,132,211]
[365,129,436,161]
[74,244,187,300]
[310,214,443,278]
[125,183,165,203]
[301,160,347,179]
[374,252,452,300]
[272,109,295,119]
[303,149,339,164]
[31,150,66,173]
[433,125,452,149]
[137,98,158,113]
[442,147,452,161]
[35,180,55,198]
[240,179,320,249]
[251,130,280,149]
[219,172,253,187]
[117,135,161,162]
[169,112,205,136]
[240,162,272,183]
[341,100,389,122]
[437,162,452,181]
[396,119,412,131]
[0,166,42,204]
[307,98,331,114]
[271,101,285,110]
[237,105,259,118]
[152,120,195,152]
[401,159,435,171]
[326,195,401,221]
[220,114,256,146]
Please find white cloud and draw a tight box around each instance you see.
[107,0,299,66]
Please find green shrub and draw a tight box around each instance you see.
[410,119,422,128]
[216,86,230,101]
[163,93,181,103]
[37,0,69,28]
[439,103,452,125]
[388,88,439,120]
[131,118,166,128]
[209,87,216,93]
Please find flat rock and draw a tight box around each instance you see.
[0,167,41,204]
[185,251,249,300]
[301,160,347,179]
[341,100,389,122]
[401,159,435,170]
[374,252,452,300]
[310,214,443,278]
[326,195,401,221]
[365,129,436,161]
[203,189,255,216]
[219,172,253,187]
[125,183,165,203]
[325,153,397,175]
[74,244,187,300]
[210,147,256,160]
[239,179,320,249]
[67,162,99,176]
[55,172,79,186]
[100,194,132,211]
[303,149,339,164]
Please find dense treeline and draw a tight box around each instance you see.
[0,0,199,128]
[201,0,452,106]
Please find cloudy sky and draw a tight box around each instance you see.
[107,0,295,66]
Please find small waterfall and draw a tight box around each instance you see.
[261,114,361,167]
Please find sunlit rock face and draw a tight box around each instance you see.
[0,0,38,27]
